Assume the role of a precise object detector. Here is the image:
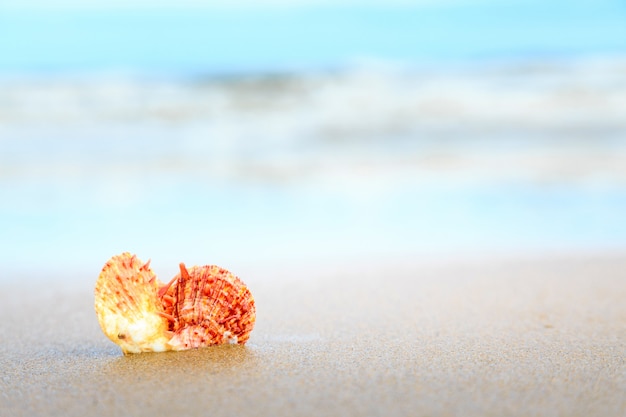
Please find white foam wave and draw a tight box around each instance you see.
[1,58,626,188]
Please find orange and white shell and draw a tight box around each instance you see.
[94,252,256,354]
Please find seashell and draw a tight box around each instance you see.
[94,252,256,354]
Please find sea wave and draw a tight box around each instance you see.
[1,58,626,188]
[2,58,626,273]
[2,58,626,126]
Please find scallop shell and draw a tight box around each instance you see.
[94,252,256,354]
[161,263,256,349]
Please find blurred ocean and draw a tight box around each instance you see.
[1,1,626,278]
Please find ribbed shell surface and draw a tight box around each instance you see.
[162,264,256,350]
[95,253,256,354]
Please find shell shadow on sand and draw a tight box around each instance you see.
[102,343,253,374]
[1,343,258,417]
[86,345,258,414]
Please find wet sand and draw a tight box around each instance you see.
[1,254,625,417]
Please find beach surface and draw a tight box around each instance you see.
[1,3,626,416]
[1,253,624,417]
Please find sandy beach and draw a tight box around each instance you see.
[1,2,626,416]
[1,253,624,417]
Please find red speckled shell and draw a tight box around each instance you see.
[160,264,256,350]
[95,253,256,354]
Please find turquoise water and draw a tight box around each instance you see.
[1,1,626,278]
[3,176,626,277]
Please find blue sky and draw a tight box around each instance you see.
[0,0,499,10]
[0,0,625,74]
[0,0,621,10]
